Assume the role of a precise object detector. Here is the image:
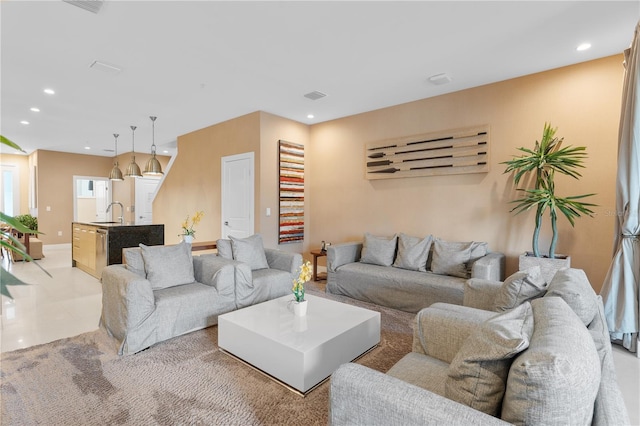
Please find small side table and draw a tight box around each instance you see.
[310,249,327,281]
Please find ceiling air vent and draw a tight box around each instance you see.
[304,91,327,101]
[63,0,105,14]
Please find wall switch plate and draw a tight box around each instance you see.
[266,207,271,216]
[57,231,62,236]
[46,206,51,211]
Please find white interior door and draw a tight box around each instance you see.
[221,152,254,239]
[135,177,160,225]
[94,180,109,221]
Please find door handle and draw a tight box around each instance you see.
[224,221,229,226]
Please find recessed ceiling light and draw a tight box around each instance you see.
[30,107,40,112]
[44,88,55,95]
[162,150,169,154]
[20,120,30,125]
[84,146,91,150]
[307,114,314,119]
[576,43,591,51]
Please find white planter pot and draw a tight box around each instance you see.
[519,252,571,284]
[293,300,308,317]
[182,235,193,244]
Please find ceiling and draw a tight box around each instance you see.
[1,1,639,158]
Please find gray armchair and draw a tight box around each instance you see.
[330,268,630,425]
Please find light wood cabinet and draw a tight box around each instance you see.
[72,223,98,277]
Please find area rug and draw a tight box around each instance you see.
[1,290,414,425]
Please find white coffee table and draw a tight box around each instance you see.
[218,294,380,395]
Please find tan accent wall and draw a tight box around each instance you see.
[308,55,624,292]
[153,112,262,245]
[258,112,310,251]
[35,150,112,244]
[153,111,310,249]
[31,150,170,244]
[0,153,30,215]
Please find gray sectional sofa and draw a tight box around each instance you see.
[100,235,301,355]
[330,268,630,425]
[326,233,505,313]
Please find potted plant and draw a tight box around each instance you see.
[292,260,312,316]
[502,123,597,282]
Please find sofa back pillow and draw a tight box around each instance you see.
[393,233,432,272]
[360,233,397,267]
[544,268,598,326]
[140,242,195,290]
[229,234,269,270]
[216,238,233,259]
[123,247,146,277]
[446,302,534,416]
[431,240,487,278]
[493,266,547,312]
[501,297,600,425]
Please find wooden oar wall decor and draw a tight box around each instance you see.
[365,125,490,180]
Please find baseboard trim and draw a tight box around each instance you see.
[43,243,72,250]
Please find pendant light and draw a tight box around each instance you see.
[109,133,124,181]
[125,125,142,177]
[143,116,164,176]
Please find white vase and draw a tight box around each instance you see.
[183,235,193,244]
[293,300,308,317]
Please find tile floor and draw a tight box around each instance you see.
[1,245,639,424]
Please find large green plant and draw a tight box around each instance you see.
[502,123,597,259]
[0,136,50,298]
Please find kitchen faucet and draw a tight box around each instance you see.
[106,201,124,225]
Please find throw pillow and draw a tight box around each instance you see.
[216,238,233,259]
[493,266,547,312]
[360,233,398,267]
[393,233,433,272]
[544,268,598,326]
[229,234,269,270]
[502,297,601,425]
[445,302,534,416]
[430,239,474,278]
[124,247,146,277]
[139,242,195,290]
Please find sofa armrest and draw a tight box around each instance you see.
[463,278,503,311]
[471,252,505,281]
[100,264,155,341]
[265,248,302,275]
[327,242,363,272]
[330,363,508,426]
[192,254,236,298]
[412,303,494,364]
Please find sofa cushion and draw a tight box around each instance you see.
[360,233,397,267]
[140,242,195,290]
[431,240,488,278]
[501,297,601,425]
[216,238,233,259]
[393,233,433,272]
[445,302,534,416]
[493,266,547,312]
[124,247,146,277]
[544,268,598,326]
[229,234,269,270]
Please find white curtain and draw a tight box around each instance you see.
[601,21,640,355]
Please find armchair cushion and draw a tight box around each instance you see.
[393,233,432,272]
[139,242,195,290]
[445,302,534,416]
[502,297,600,425]
[545,267,598,326]
[360,233,397,267]
[493,266,547,312]
[229,234,269,270]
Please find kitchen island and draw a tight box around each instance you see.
[72,222,164,279]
